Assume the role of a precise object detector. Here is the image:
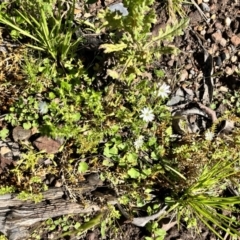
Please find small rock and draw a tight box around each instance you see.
[12,126,32,142]
[167,59,175,67]
[200,29,206,35]
[231,55,238,63]
[211,14,216,20]
[179,69,188,81]
[219,86,228,92]
[0,146,12,161]
[225,66,233,75]
[185,64,192,70]
[201,3,210,12]
[223,50,230,60]
[225,29,233,38]
[219,38,227,47]
[86,173,103,186]
[231,35,240,47]
[33,136,61,154]
[55,180,63,188]
[197,25,204,32]
[207,27,214,34]
[214,22,224,30]
[190,69,195,75]
[205,13,210,18]
[225,17,231,27]
[211,31,222,43]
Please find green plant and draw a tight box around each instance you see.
[5,0,240,239]
[17,191,43,203]
[0,186,15,195]
[0,128,9,140]
[167,0,188,20]
[81,0,189,82]
[0,234,8,240]
[165,140,240,239]
[146,221,167,240]
[0,0,83,67]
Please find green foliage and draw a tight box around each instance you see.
[0,0,83,66]
[0,235,8,240]
[0,186,15,195]
[0,128,9,140]
[78,161,89,173]
[165,133,240,239]
[96,0,188,82]
[17,191,43,203]
[3,0,240,239]
[146,221,167,240]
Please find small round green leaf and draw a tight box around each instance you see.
[128,168,140,178]
[78,162,89,173]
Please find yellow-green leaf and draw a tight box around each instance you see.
[99,43,127,53]
[107,69,119,79]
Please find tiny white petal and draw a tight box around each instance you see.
[140,107,155,122]
[134,136,144,149]
[205,130,214,141]
[157,83,171,98]
[38,101,48,114]
[109,3,129,16]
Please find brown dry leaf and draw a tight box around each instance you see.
[0,146,11,156]
[33,136,61,154]
[0,155,14,173]
[162,220,177,231]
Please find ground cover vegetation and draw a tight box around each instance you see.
[0,0,240,239]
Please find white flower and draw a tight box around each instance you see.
[205,130,214,141]
[157,83,171,98]
[134,135,144,150]
[38,101,48,114]
[140,107,155,122]
[109,3,129,16]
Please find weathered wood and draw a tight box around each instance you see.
[0,187,101,240]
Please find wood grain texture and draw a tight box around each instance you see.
[0,188,100,240]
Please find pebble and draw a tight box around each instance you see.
[190,69,195,75]
[219,38,227,47]
[12,126,32,142]
[201,3,210,12]
[214,22,224,30]
[211,31,222,43]
[179,69,188,82]
[225,66,233,75]
[167,59,175,67]
[33,136,61,154]
[215,56,222,66]
[185,64,193,70]
[211,14,216,20]
[0,139,20,160]
[231,55,237,63]
[224,50,230,60]
[197,25,204,31]
[0,146,11,156]
[219,86,228,92]
[200,29,206,35]
[231,35,240,47]
[225,17,231,27]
